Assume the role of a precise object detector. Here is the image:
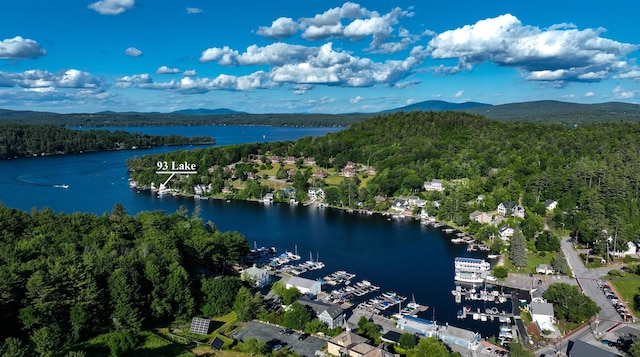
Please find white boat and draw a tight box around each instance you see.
[54,184,69,189]
[454,257,491,272]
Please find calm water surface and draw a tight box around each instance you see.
[0,125,503,337]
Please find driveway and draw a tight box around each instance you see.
[233,320,326,357]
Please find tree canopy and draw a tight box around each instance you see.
[0,204,250,354]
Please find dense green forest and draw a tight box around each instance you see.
[128,110,640,256]
[0,110,370,127]
[0,204,252,355]
[0,124,214,159]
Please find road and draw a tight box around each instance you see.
[534,237,623,356]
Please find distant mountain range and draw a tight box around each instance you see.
[1,100,640,126]
[384,100,492,112]
[170,108,248,115]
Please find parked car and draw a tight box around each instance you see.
[298,333,308,340]
[273,344,283,351]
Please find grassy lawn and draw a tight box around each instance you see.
[324,174,344,185]
[502,250,556,274]
[609,276,640,314]
[73,330,196,357]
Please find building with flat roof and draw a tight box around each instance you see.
[396,316,437,338]
[437,324,480,350]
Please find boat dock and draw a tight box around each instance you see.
[451,285,509,304]
[456,306,512,322]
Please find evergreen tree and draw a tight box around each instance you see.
[509,229,528,268]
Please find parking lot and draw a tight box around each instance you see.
[233,321,327,357]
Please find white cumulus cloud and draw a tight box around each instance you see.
[349,95,363,104]
[183,69,197,77]
[156,66,181,74]
[124,47,142,57]
[257,17,299,39]
[116,73,152,88]
[0,36,46,59]
[427,14,639,83]
[88,0,134,15]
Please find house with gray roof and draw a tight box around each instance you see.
[285,276,321,297]
[298,296,346,328]
[567,339,621,357]
[242,264,271,288]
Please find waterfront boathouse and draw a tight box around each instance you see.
[396,316,437,338]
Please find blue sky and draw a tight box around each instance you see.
[1,0,639,113]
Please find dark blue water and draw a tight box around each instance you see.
[0,125,504,338]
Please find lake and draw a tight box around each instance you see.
[0,125,504,338]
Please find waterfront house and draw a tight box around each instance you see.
[304,157,317,166]
[242,264,271,288]
[298,296,345,328]
[567,339,621,357]
[285,276,321,297]
[396,316,438,338]
[406,196,427,207]
[530,301,556,333]
[262,192,274,203]
[535,264,554,275]
[469,211,491,224]
[497,202,515,216]
[424,179,444,191]
[308,187,325,201]
[391,198,409,211]
[545,199,558,211]
[437,324,480,350]
[498,225,515,241]
[284,156,297,165]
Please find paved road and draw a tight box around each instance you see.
[534,237,624,356]
[233,320,326,357]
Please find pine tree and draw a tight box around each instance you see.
[510,229,528,268]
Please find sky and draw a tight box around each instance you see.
[1,0,639,114]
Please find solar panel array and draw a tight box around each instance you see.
[210,337,224,350]
[190,317,211,335]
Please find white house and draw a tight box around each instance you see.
[512,205,525,219]
[308,187,325,201]
[536,264,555,275]
[242,265,271,288]
[497,202,514,216]
[391,198,409,211]
[424,179,444,192]
[530,302,556,333]
[545,199,558,211]
[285,276,321,297]
[612,241,638,258]
[498,225,515,241]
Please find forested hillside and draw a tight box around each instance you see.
[128,111,640,253]
[0,204,251,355]
[0,124,214,159]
